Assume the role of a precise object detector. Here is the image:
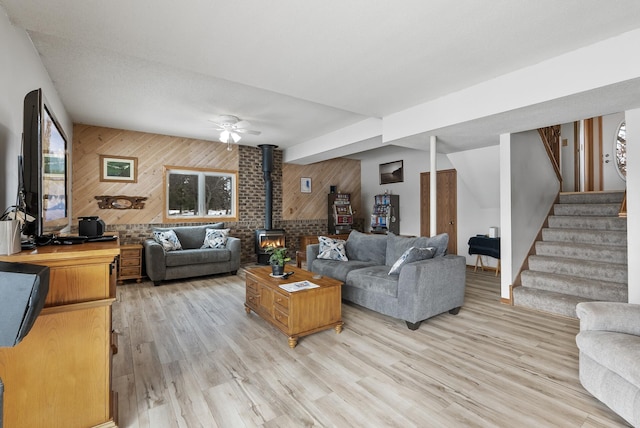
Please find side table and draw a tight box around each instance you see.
[118,243,144,284]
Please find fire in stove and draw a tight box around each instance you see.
[255,229,286,264]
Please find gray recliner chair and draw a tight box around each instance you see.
[576,301,640,427]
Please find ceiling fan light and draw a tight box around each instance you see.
[231,132,241,143]
[220,130,230,143]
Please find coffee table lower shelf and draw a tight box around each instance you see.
[244,266,343,348]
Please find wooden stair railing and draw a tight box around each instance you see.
[538,126,563,184]
[619,190,627,218]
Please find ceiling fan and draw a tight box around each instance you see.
[210,115,261,150]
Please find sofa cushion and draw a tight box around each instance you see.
[385,232,449,265]
[388,246,436,275]
[202,228,230,249]
[346,265,399,298]
[311,259,377,282]
[345,230,387,264]
[317,236,348,261]
[165,248,231,267]
[154,223,224,249]
[153,229,182,251]
[576,330,640,390]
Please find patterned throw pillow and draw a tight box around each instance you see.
[202,228,230,249]
[317,236,348,261]
[388,247,436,275]
[153,230,182,251]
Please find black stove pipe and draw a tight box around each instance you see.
[259,144,278,230]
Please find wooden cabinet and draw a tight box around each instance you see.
[118,243,143,284]
[0,241,120,428]
[245,266,343,348]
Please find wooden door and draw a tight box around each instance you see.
[420,169,457,255]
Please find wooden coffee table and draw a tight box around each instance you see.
[245,265,343,348]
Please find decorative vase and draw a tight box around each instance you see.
[272,264,284,276]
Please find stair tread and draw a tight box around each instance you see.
[521,269,627,288]
[520,270,628,301]
[512,287,596,318]
[528,255,627,284]
[535,241,627,261]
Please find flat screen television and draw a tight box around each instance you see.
[22,88,69,239]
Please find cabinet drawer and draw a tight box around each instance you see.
[120,267,140,277]
[273,308,289,329]
[246,277,259,294]
[121,257,140,267]
[274,292,289,312]
[121,249,141,258]
[246,291,259,308]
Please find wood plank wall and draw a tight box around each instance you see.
[72,124,238,225]
[282,159,361,221]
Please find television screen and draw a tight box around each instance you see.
[22,89,69,239]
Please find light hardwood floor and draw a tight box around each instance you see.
[112,268,630,427]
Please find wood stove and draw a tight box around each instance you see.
[255,144,286,264]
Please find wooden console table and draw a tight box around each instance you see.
[0,240,120,427]
[245,266,343,348]
[296,233,350,268]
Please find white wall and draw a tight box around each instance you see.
[358,145,453,237]
[626,108,639,304]
[501,130,560,299]
[0,8,71,212]
[560,122,575,192]
[448,145,501,266]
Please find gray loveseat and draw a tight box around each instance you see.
[307,231,466,329]
[576,301,640,427]
[143,223,240,286]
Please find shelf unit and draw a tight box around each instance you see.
[371,194,399,234]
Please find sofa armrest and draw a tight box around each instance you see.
[143,238,166,282]
[397,255,466,322]
[576,302,640,336]
[226,237,241,270]
[306,243,320,272]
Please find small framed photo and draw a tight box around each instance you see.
[301,177,312,193]
[100,155,138,183]
[379,160,404,184]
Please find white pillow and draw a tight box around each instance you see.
[388,247,436,275]
[202,228,230,249]
[153,230,182,251]
[316,236,348,261]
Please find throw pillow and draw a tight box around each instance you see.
[317,236,348,261]
[202,228,230,249]
[153,229,183,251]
[388,246,436,275]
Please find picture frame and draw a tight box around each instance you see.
[99,155,138,183]
[379,160,404,184]
[301,177,312,193]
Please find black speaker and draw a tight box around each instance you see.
[79,216,105,238]
[0,262,50,347]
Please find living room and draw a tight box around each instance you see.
[1,2,640,427]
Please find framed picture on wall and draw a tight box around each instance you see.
[301,177,312,193]
[100,155,138,183]
[379,160,403,184]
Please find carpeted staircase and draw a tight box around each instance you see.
[513,191,627,318]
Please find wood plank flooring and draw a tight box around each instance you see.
[112,268,630,427]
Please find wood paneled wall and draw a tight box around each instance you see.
[282,159,361,221]
[72,124,238,225]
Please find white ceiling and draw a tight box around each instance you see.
[2,0,640,163]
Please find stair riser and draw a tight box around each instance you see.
[520,271,627,301]
[535,242,627,264]
[547,216,627,231]
[542,229,627,246]
[512,287,583,318]
[554,204,621,216]
[558,192,625,204]
[528,257,627,284]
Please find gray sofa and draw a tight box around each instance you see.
[576,302,640,427]
[307,231,466,329]
[143,223,240,286]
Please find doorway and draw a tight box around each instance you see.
[420,169,457,255]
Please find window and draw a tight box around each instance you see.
[164,166,238,222]
[615,121,626,181]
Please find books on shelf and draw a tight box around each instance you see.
[279,280,320,292]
